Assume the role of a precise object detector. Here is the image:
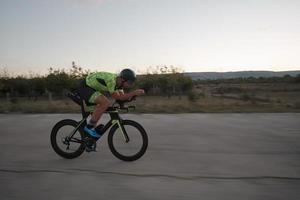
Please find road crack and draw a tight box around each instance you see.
[1,168,300,181]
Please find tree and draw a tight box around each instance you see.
[136,65,193,97]
[69,61,89,79]
[296,74,300,83]
[46,68,73,95]
[11,77,31,96]
[177,75,193,92]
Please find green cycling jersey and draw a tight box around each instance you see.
[85,72,118,94]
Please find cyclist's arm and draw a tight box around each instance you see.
[111,91,136,100]
[111,89,144,100]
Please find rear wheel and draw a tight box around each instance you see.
[108,120,148,161]
[50,119,85,159]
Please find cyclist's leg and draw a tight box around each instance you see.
[89,93,110,126]
[83,93,109,151]
[78,84,109,127]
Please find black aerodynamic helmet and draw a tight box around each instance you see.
[120,68,136,83]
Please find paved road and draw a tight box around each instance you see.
[0,113,300,200]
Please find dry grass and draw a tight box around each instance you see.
[0,99,80,113]
[133,95,300,113]
[1,82,299,113]
[0,95,299,113]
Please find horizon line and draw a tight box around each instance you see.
[1,66,300,74]
[1,68,300,78]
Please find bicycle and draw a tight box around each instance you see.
[50,90,148,161]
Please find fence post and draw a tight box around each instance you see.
[48,92,52,102]
[6,92,10,102]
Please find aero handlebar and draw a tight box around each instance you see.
[113,95,137,111]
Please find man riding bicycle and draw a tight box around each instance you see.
[77,68,145,151]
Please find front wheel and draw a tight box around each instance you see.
[108,120,148,161]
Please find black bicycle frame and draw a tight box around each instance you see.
[67,109,130,143]
[66,91,130,143]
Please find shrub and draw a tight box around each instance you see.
[188,91,198,102]
[241,93,250,101]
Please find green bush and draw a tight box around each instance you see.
[241,93,250,101]
[188,91,198,102]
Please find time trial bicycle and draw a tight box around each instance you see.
[50,91,148,161]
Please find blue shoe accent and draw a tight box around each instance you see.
[84,126,102,138]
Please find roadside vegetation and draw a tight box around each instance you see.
[1,64,300,113]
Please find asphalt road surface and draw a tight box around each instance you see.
[0,113,300,200]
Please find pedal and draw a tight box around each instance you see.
[85,137,97,152]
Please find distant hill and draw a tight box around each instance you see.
[184,70,300,80]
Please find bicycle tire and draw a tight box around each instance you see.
[108,120,148,161]
[50,119,85,159]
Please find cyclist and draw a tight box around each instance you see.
[77,68,145,151]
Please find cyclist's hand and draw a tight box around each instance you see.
[134,89,145,96]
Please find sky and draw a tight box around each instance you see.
[1,0,300,75]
